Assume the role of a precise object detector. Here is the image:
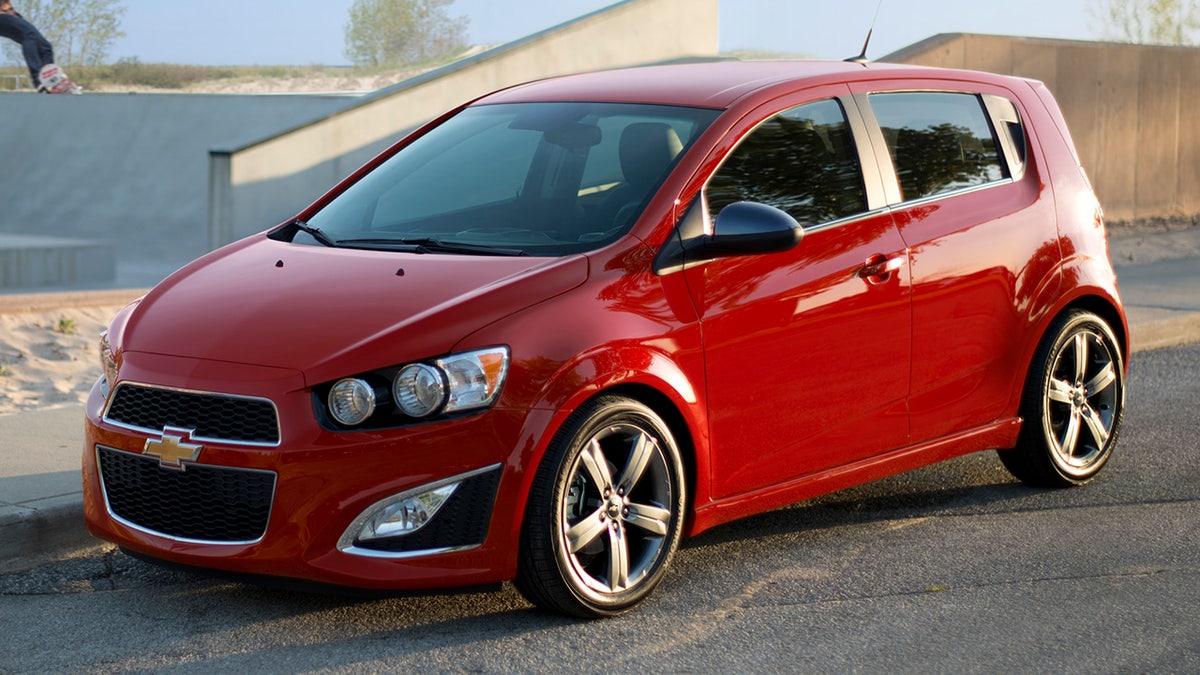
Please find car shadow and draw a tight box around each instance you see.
[683,452,1042,550]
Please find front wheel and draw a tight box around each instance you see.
[515,396,687,618]
[999,310,1125,487]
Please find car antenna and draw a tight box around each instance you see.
[845,0,884,64]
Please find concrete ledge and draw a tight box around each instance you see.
[0,235,116,290]
[1127,309,1200,353]
[0,500,101,574]
[0,288,149,314]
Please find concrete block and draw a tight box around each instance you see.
[1178,51,1200,215]
[1013,44,1058,92]
[1054,45,1103,173]
[963,35,1015,74]
[1135,50,1181,219]
[0,235,116,289]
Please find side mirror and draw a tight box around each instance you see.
[654,200,805,275]
[704,201,804,256]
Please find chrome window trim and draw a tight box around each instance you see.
[886,176,1017,210]
[102,381,283,448]
[95,444,277,546]
[800,206,893,235]
[338,463,503,559]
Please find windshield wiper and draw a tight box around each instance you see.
[335,237,527,256]
[291,219,337,248]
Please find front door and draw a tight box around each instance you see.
[683,96,912,499]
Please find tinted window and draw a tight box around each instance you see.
[706,98,867,226]
[307,102,718,255]
[869,92,1005,201]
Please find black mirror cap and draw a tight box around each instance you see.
[705,201,804,256]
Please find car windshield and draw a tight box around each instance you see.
[300,102,719,256]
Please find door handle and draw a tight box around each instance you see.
[858,254,904,284]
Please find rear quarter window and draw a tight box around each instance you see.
[868,92,1007,202]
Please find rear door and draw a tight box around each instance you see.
[849,82,1058,443]
[681,91,912,499]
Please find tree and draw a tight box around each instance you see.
[2,0,125,67]
[344,0,468,68]
[1090,0,1200,45]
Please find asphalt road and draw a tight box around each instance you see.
[2,343,1198,674]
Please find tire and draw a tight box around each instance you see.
[999,309,1125,487]
[515,395,687,618]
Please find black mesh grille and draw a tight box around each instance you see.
[354,467,501,553]
[97,446,276,543]
[105,384,279,444]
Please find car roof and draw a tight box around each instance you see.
[477,60,1030,110]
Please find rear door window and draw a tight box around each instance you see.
[868,92,1006,202]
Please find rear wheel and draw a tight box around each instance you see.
[515,396,686,618]
[999,310,1125,487]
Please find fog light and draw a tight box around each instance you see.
[355,483,458,541]
[328,378,376,426]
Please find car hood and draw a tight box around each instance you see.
[121,237,588,385]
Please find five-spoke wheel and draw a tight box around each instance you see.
[1000,310,1125,487]
[516,396,686,617]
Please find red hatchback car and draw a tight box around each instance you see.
[83,60,1127,617]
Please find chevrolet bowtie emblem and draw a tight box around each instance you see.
[143,427,203,469]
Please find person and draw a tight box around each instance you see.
[0,1,57,92]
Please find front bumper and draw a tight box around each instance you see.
[81,351,539,591]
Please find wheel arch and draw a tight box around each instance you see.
[1005,290,1129,430]
[498,345,710,567]
[598,382,700,523]
[1062,294,1129,365]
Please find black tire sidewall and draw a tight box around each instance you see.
[1018,310,1125,485]
[521,396,686,617]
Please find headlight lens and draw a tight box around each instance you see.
[355,483,458,541]
[323,346,509,428]
[393,363,446,417]
[98,330,118,397]
[328,378,376,426]
[439,347,509,413]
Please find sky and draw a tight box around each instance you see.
[100,0,1105,66]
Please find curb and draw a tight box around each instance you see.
[1128,313,1200,353]
[0,501,101,574]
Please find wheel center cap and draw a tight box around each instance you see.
[1071,387,1087,407]
[606,497,623,520]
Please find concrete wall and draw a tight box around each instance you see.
[210,0,720,246]
[883,34,1200,221]
[0,92,357,278]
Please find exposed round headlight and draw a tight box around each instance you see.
[328,378,376,426]
[393,363,446,417]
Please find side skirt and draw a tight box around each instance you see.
[686,417,1022,536]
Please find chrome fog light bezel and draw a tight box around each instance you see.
[337,464,502,557]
